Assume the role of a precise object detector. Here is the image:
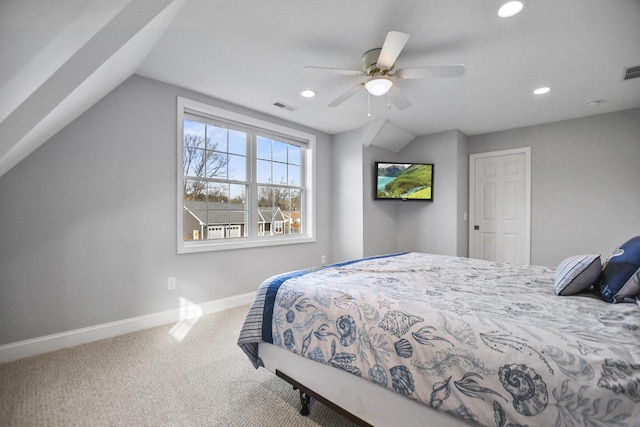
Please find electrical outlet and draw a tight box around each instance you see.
[321,255,327,265]
[167,276,177,291]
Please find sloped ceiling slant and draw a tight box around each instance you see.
[0,0,187,178]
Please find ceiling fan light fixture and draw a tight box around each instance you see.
[365,77,393,96]
[498,1,524,17]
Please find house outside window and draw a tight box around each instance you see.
[177,97,315,253]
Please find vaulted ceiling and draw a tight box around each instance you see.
[1,0,639,178]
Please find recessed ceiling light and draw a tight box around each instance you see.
[533,87,550,95]
[300,90,316,98]
[498,1,524,17]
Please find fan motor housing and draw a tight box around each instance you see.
[362,48,388,76]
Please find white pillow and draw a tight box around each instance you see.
[554,254,601,296]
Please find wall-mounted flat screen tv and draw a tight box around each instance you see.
[375,162,434,201]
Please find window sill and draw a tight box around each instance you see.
[178,235,316,254]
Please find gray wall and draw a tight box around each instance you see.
[396,130,469,256]
[330,130,404,261]
[469,108,640,266]
[456,131,470,257]
[330,129,364,263]
[363,144,398,257]
[0,75,333,345]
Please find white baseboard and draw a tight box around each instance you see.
[0,292,256,364]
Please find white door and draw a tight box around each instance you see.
[469,148,531,264]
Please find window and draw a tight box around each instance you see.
[177,97,315,253]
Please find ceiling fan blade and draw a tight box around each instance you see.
[389,86,411,111]
[303,66,364,76]
[377,31,410,70]
[395,64,466,79]
[328,83,365,107]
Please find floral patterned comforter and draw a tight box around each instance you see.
[238,253,640,427]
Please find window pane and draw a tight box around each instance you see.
[206,225,225,239]
[207,182,228,204]
[258,186,274,208]
[183,208,206,241]
[257,208,275,236]
[230,184,246,208]
[228,154,246,181]
[273,140,287,163]
[208,210,229,225]
[228,130,246,155]
[257,159,272,184]
[273,162,287,185]
[281,188,291,210]
[274,187,289,210]
[290,189,301,210]
[288,211,301,234]
[207,210,228,240]
[184,179,206,201]
[288,164,300,186]
[228,212,246,238]
[205,151,228,179]
[288,145,301,165]
[184,120,206,147]
[184,148,205,177]
[257,136,272,160]
[208,125,228,152]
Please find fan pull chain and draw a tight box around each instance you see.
[387,92,391,109]
[367,92,371,117]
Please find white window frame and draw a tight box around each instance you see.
[177,97,316,254]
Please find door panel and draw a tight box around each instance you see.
[470,148,530,264]
[482,182,496,220]
[482,233,496,261]
[504,233,518,264]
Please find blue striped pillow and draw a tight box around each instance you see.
[555,254,601,296]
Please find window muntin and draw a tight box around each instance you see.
[177,97,315,253]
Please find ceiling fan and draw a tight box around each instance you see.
[304,31,465,111]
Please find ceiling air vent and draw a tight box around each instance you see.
[623,65,640,81]
[273,102,298,111]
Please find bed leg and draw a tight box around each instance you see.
[276,370,371,426]
[298,389,311,416]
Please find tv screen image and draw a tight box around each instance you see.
[375,162,434,201]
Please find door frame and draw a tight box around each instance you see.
[468,147,531,264]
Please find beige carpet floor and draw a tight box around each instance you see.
[0,305,358,426]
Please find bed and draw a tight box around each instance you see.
[238,252,640,427]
